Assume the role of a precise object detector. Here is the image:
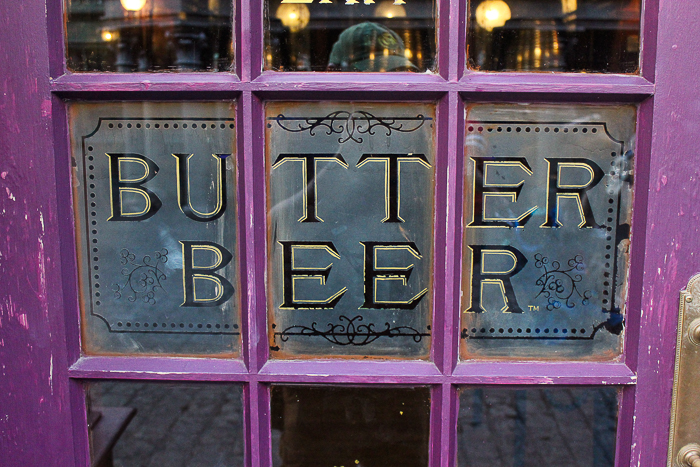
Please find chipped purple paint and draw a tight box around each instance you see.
[0,0,76,465]
[3,0,698,465]
[630,1,700,465]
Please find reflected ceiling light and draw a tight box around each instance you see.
[475,0,511,31]
[346,0,360,4]
[562,0,577,14]
[120,0,147,11]
[394,0,406,4]
[101,30,115,41]
[375,0,407,18]
[276,3,311,32]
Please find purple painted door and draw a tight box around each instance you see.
[1,0,698,466]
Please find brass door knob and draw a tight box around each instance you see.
[689,319,700,345]
[679,444,700,467]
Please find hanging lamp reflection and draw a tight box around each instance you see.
[475,0,511,31]
[375,0,407,18]
[276,3,311,32]
[120,0,147,11]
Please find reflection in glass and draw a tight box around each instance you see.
[458,387,618,467]
[65,0,233,72]
[460,104,635,361]
[271,386,431,467]
[87,381,244,467]
[468,0,641,73]
[265,0,435,72]
[70,102,240,356]
[266,102,435,358]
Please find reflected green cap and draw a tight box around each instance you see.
[328,22,418,72]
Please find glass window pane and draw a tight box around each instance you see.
[461,104,636,361]
[65,0,233,72]
[69,102,240,356]
[271,385,431,467]
[266,102,435,358]
[87,381,244,466]
[468,0,641,73]
[265,0,436,72]
[458,387,619,467]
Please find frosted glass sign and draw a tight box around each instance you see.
[70,102,239,356]
[267,102,435,358]
[461,104,635,360]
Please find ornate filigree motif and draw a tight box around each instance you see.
[270,315,430,349]
[534,254,592,311]
[268,111,431,144]
[113,248,168,305]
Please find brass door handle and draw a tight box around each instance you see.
[689,318,700,345]
[679,444,700,467]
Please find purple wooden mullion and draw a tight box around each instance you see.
[430,94,450,373]
[69,379,91,467]
[240,0,263,81]
[446,0,467,81]
[438,383,459,466]
[639,0,659,83]
[620,97,655,374]
[435,0,450,81]
[247,381,272,467]
[613,385,637,467]
[69,356,249,380]
[243,91,270,374]
[233,0,243,79]
[46,0,67,78]
[441,91,465,375]
[428,384,444,466]
[452,361,637,385]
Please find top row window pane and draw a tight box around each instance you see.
[65,0,233,72]
[468,0,641,73]
[64,0,641,74]
[265,0,436,72]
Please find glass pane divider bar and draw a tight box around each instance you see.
[452,361,636,384]
[438,91,464,374]
[68,356,250,381]
[445,0,467,81]
[68,356,636,386]
[241,91,269,374]
[49,73,654,99]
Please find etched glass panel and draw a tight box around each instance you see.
[265,0,436,72]
[461,104,635,360]
[70,102,240,356]
[65,0,233,72]
[267,102,435,358]
[468,0,641,73]
[87,381,244,466]
[271,386,431,467]
[458,387,619,466]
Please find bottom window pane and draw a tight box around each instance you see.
[271,385,431,467]
[458,387,618,467]
[86,381,244,467]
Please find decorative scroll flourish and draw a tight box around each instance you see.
[268,111,432,144]
[113,248,168,305]
[534,254,592,311]
[271,315,430,349]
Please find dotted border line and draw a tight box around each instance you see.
[107,122,235,130]
[467,125,599,134]
[467,326,589,337]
